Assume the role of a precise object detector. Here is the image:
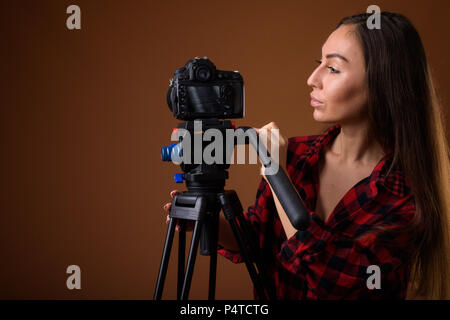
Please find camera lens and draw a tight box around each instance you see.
[196,66,211,81]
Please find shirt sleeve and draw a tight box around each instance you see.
[218,177,275,263]
[276,196,416,299]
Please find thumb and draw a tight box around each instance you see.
[260,165,267,179]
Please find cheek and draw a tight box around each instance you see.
[324,75,367,114]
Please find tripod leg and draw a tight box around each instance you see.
[226,216,268,299]
[180,220,202,300]
[208,250,217,300]
[234,211,275,300]
[218,191,270,300]
[177,220,186,299]
[234,209,274,295]
[235,212,259,261]
[154,218,177,300]
[208,213,219,300]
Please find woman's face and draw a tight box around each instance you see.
[307,24,368,125]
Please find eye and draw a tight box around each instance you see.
[327,66,340,74]
[315,60,340,74]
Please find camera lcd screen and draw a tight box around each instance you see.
[187,85,221,113]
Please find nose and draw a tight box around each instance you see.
[307,65,322,89]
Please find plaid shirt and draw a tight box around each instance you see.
[218,124,416,299]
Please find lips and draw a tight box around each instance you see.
[310,94,323,103]
[310,94,324,107]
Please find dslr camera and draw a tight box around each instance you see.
[167,57,245,120]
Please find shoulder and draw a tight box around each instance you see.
[286,134,320,165]
[286,125,340,165]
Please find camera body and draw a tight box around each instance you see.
[167,57,245,120]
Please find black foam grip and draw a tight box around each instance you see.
[265,168,311,230]
[238,126,311,230]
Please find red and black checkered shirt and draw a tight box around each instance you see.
[218,124,417,299]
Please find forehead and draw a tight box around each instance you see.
[322,24,364,63]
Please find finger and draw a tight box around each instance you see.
[261,122,278,130]
[260,166,268,183]
[170,190,180,199]
[265,122,279,130]
[263,125,286,152]
[261,122,271,129]
[166,214,170,224]
[163,203,171,212]
[258,127,269,139]
[270,130,286,148]
[258,127,271,151]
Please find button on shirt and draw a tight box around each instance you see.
[218,124,416,299]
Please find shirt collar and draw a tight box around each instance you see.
[303,124,410,198]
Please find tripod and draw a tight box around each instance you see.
[153,186,273,300]
[155,121,310,300]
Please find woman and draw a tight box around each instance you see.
[163,12,450,299]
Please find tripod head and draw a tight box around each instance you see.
[161,118,234,192]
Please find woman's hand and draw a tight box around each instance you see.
[255,122,288,181]
[163,190,194,232]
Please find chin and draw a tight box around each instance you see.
[312,109,335,123]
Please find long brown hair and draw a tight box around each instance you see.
[336,12,450,299]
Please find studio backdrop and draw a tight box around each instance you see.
[1,0,449,299]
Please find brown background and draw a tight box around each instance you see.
[1,0,449,299]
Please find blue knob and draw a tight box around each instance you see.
[161,144,183,162]
[161,144,175,161]
[174,173,183,183]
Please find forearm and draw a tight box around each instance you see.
[266,180,298,239]
[217,214,240,251]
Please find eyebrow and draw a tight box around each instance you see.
[325,53,349,63]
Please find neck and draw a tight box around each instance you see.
[331,121,385,166]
